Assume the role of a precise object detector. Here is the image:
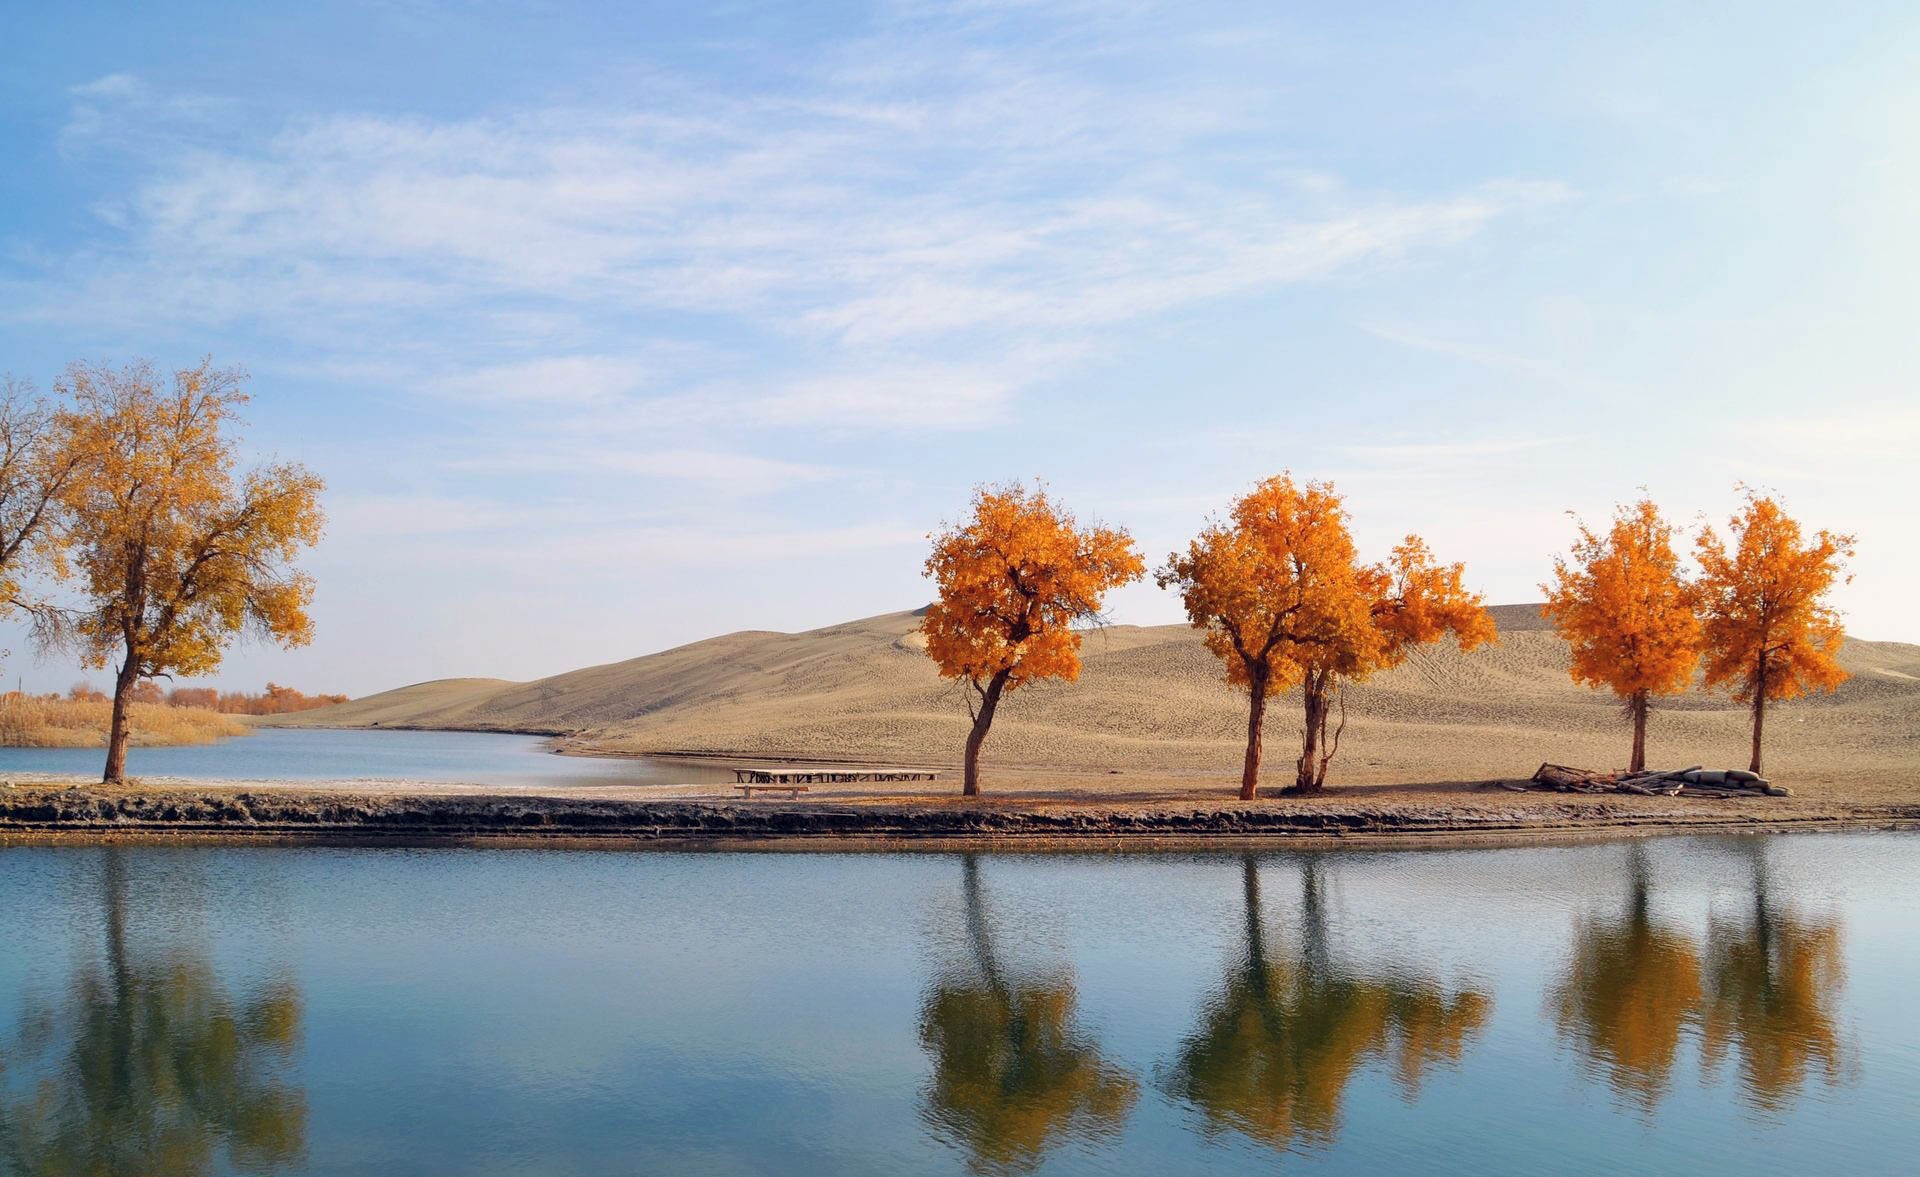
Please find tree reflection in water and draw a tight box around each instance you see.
[1161,856,1490,1153]
[1549,842,1705,1110]
[1550,839,1849,1114]
[0,852,306,1176]
[917,855,1137,1175]
[1700,841,1850,1112]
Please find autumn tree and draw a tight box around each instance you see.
[1541,498,1702,772]
[1694,490,1853,776]
[49,360,324,784]
[922,483,1143,796]
[1159,475,1493,797]
[0,376,86,619]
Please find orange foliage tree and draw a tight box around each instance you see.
[50,360,325,783]
[1159,475,1493,797]
[922,483,1143,796]
[1541,498,1702,772]
[1694,490,1853,776]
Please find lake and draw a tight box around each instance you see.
[0,727,737,788]
[1,834,1914,1175]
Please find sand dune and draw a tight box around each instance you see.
[284,604,1920,797]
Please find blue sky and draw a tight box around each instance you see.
[3,1,1915,695]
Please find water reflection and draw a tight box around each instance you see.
[1550,840,1849,1113]
[1700,843,1850,1111]
[1161,857,1491,1153]
[1549,843,1704,1109]
[0,853,306,1175]
[917,855,1138,1175]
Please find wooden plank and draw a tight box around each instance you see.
[735,784,809,798]
[729,766,942,784]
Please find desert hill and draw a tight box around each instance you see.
[287,605,1920,794]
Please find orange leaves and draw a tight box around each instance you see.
[922,482,1144,692]
[1375,535,1498,665]
[1159,474,1492,693]
[1544,489,1853,775]
[924,482,1144,793]
[1695,490,1853,705]
[52,359,327,682]
[1542,498,1702,701]
[1159,474,1493,793]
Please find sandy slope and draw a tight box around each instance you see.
[281,604,1920,799]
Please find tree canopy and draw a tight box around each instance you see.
[1160,475,1493,796]
[923,482,1142,795]
[1542,498,1702,771]
[50,359,325,782]
[1694,490,1853,774]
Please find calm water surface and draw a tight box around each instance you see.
[1,834,1915,1175]
[0,727,734,787]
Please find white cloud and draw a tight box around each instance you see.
[70,73,145,100]
[27,51,1562,376]
[428,355,666,406]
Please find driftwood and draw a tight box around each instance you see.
[1521,763,1790,798]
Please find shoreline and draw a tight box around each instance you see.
[4,780,1915,852]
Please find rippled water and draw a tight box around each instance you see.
[1,834,1915,1175]
[0,727,736,787]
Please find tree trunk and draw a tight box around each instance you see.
[960,854,1005,996]
[1294,672,1327,792]
[1749,656,1768,776]
[1241,856,1266,976]
[1628,689,1648,773]
[962,671,1010,798]
[102,659,141,784]
[1240,667,1269,801]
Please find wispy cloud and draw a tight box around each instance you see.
[1362,322,1617,396]
[22,30,1564,440]
[426,355,670,406]
[445,447,841,495]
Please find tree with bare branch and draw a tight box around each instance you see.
[0,375,87,626]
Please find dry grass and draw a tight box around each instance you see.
[0,696,250,748]
[278,603,1920,803]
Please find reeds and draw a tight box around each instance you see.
[0,695,251,747]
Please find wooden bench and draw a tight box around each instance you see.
[735,783,811,800]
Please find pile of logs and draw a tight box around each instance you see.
[1513,763,1790,798]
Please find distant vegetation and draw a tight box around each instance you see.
[128,681,350,715]
[0,681,345,749]
[0,693,247,748]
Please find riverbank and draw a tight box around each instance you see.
[4,778,1915,850]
